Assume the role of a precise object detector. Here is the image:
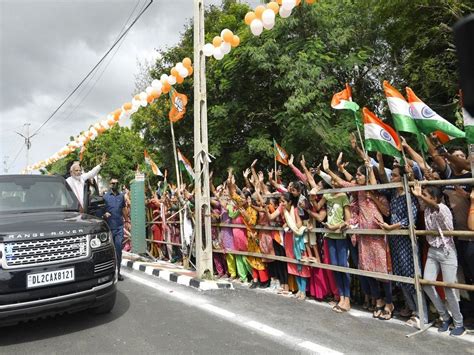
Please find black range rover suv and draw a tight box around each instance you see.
[0,174,117,326]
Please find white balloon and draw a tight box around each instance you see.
[220,41,231,55]
[90,127,98,136]
[282,0,295,11]
[250,19,264,36]
[167,75,177,85]
[262,9,276,26]
[176,62,184,70]
[139,92,147,101]
[263,18,275,30]
[213,46,224,60]
[132,98,141,108]
[146,86,153,95]
[279,6,292,18]
[140,99,147,107]
[93,123,101,130]
[151,79,161,89]
[179,67,188,78]
[160,74,168,81]
[203,43,214,57]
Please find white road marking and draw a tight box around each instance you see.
[246,321,284,337]
[198,304,236,318]
[122,269,343,354]
[177,275,193,285]
[299,341,344,355]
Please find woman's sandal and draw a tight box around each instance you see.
[373,305,385,318]
[378,305,394,321]
[332,305,349,313]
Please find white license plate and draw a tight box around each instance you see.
[27,268,75,288]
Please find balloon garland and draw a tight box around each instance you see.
[24,58,193,173]
[204,0,317,61]
[25,0,319,171]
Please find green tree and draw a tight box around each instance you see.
[132,0,473,184]
[47,126,146,187]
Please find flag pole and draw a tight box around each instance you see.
[170,120,186,265]
[273,139,277,174]
[354,110,369,185]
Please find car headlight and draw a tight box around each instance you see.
[90,231,111,249]
[98,232,109,242]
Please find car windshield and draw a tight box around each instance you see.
[0,176,80,214]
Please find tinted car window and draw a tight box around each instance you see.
[0,176,79,213]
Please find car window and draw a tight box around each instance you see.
[0,178,79,213]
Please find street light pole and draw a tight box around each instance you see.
[16,123,35,174]
[193,0,213,278]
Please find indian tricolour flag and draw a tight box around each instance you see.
[177,149,195,180]
[383,81,419,136]
[464,108,474,144]
[331,83,360,112]
[363,107,402,159]
[406,87,465,140]
[144,150,163,176]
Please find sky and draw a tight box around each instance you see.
[0,0,259,174]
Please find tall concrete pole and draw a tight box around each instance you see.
[193,0,213,278]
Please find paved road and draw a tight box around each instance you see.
[1,269,472,354]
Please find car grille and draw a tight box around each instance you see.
[2,235,90,269]
[94,260,115,274]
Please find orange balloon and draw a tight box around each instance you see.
[255,5,265,18]
[123,102,132,110]
[212,36,222,47]
[113,115,120,122]
[222,29,233,43]
[187,66,193,75]
[113,108,122,119]
[182,57,192,67]
[147,95,154,104]
[231,35,240,48]
[296,0,301,4]
[244,11,256,25]
[134,94,140,101]
[276,0,282,4]
[267,1,279,14]
[176,75,184,84]
[306,0,316,3]
[162,82,171,94]
[170,67,178,77]
[107,118,115,126]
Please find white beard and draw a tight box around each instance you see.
[72,175,81,181]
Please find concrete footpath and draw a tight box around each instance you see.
[121,251,233,291]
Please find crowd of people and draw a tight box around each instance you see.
[145,133,473,337]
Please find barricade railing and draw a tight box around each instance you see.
[143,176,474,336]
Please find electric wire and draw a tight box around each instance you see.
[47,0,145,131]
[31,0,154,137]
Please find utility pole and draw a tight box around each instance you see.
[3,156,8,174]
[16,123,36,174]
[193,0,213,278]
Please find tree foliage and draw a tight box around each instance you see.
[55,0,470,186]
[46,126,145,186]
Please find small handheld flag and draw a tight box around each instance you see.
[406,87,465,139]
[144,150,163,176]
[363,107,402,159]
[177,149,195,180]
[331,83,360,112]
[273,139,289,165]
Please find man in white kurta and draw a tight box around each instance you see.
[66,155,106,208]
